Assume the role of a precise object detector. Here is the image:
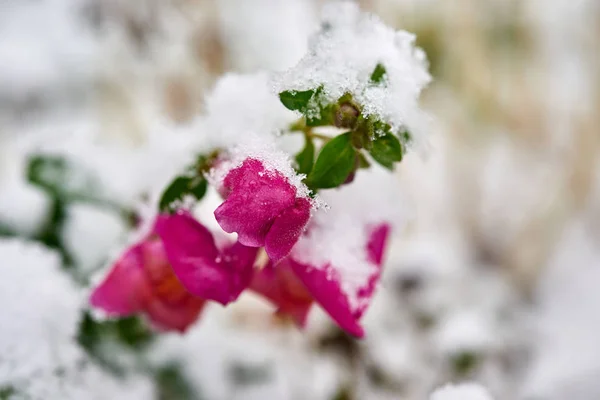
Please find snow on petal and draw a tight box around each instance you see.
[289,259,365,337]
[288,167,403,336]
[214,157,313,261]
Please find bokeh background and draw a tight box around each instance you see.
[1,0,599,399]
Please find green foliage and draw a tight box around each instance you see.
[295,136,315,175]
[306,132,357,189]
[451,351,479,376]
[77,311,154,373]
[0,386,15,400]
[370,63,387,84]
[279,89,316,112]
[369,132,403,170]
[158,175,208,213]
[155,364,201,400]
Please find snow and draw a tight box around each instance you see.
[217,0,317,72]
[273,1,431,140]
[0,238,154,399]
[430,382,494,400]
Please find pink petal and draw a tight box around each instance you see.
[250,260,313,327]
[289,260,365,338]
[154,211,234,305]
[354,224,391,319]
[221,241,259,299]
[214,158,296,247]
[145,296,206,333]
[366,224,390,265]
[90,243,152,316]
[264,198,311,263]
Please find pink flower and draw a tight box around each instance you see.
[154,211,258,305]
[247,224,390,337]
[90,211,258,332]
[214,158,311,263]
[249,259,314,327]
[290,224,390,338]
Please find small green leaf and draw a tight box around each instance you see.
[357,152,371,169]
[295,136,315,175]
[306,103,335,127]
[370,63,387,84]
[156,364,201,400]
[26,154,99,200]
[369,132,403,170]
[159,176,192,212]
[189,177,208,200]
[279,89,316,111]
[307,132,356,189]
[0,385,16,400]
[158,175,207,213]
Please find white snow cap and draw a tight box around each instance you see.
[273,1,430,138]
[430,382,494,400]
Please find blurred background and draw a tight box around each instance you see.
[0,0,599,399]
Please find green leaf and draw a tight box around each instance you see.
[158,175,207,213]
[26,154,99,200]
[279,89,316,111]
[370,63,386,84]
[188,177,208,200]
[306,132,356,189]
[0,386,15,400]
[156,365,202,400]
[357,152,371,169]
[369,132,403,170]
[306,103,335,127]
[26,154,68,195]
[295,136,315,175]
[159,176,191,212]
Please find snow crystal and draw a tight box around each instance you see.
[273,1,430,139]
[430,382,494,400]
[292,166,405,312]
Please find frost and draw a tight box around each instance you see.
[430,382,494,400]
[273,1,431,139]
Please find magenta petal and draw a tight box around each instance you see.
[214,159,296,247]
[155,211,234,305]
[221,241,259,299]
[289,260,365,338]
[250,260,313,327]
[366,224,390,265]
[145,297,205,333]
[90,244,151,316]
[265,198,311,263]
